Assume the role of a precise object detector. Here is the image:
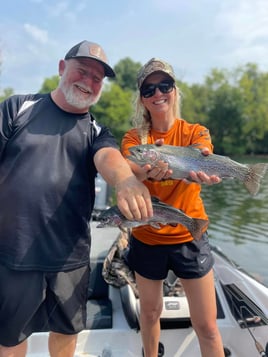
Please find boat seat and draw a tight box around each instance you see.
[86,257,112,329]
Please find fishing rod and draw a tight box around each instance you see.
[247,326,268,357]
[225,284,268,357]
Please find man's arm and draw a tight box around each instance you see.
[94,147,153,221]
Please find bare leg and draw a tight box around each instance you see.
[181,269,225,357]
[48,332,77,357]
[135,272,163,357]
[0,340,27,357]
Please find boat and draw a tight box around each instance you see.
[26,219,268,357]
[26,176,268,356]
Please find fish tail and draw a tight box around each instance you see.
[190,218,209,240]
[244,163,268,196]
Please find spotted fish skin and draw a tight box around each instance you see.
[128,144,268,196]
[96,197,208,241]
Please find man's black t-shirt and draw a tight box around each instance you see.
[0,93,118,271]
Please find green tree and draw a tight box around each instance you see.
[237,64,268,154]
[0,87,14,102]
[207,85,244,154]
[112,57,142,91]
[39,75,59,93]
[179,81,209,125]
[204,68,245,155]
[91,82,133,144]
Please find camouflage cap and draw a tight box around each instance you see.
[137,58,176,89]
[64,40,115,78]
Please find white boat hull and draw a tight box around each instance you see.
[26,222,268,357]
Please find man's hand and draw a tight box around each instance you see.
[115,176,153,221]
[94,147,153,221]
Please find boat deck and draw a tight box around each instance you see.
[26,221,268,357]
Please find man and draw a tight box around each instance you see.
[0,40,152,357]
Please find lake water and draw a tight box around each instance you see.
[201,156,268,287]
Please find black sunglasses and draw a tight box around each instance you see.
[140,80,175,98]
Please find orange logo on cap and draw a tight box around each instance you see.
[89,44,106,61]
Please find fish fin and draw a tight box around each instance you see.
[119,225,128,233]
[189,218,209,240]
[151,196,161,204]
[151,197,185,213]
[185,176,196,183]
[244,163,268,196]
[150,222,161,229]
[188,144,202,150]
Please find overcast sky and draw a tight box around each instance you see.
[1,0,268,94]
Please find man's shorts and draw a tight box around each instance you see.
[0,264,90,347]
[125,232,214,280]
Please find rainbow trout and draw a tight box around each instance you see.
[96,197,208,240]
[128,144,268,196]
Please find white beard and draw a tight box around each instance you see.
[59,77,102,109]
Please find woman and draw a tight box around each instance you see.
[121,58,225,357]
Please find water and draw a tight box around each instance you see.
[201,156,268,287]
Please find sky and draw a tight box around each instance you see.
[1,0,268,94]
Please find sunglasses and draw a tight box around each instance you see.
[140,80,175,98]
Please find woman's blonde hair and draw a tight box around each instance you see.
[131,85,181,144]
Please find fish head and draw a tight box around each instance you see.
[96,217,113,228]
[128,145,160,166]
[96,209,123,228]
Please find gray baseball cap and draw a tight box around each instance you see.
[137,58,175,89]
[64,40,115,78]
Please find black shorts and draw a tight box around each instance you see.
[125,232,214,280]
[0,264,90,347]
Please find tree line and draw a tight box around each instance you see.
[1,57,268,156]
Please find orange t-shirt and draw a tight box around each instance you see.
[121,118,213,245]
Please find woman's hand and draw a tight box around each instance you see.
[143,138,173,181]
[145,161,173,181]
[184,148,221,185]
